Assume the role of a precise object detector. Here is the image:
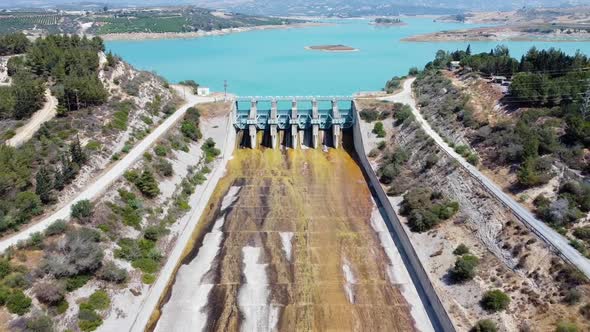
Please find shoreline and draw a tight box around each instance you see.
[99,22,328,41]
[402,26,590,42]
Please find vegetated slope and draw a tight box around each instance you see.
[411,46,589,252]
[0,100,226,331]
[87,7,297,35]
[0,33,180,238]
[0,12,80,35]
[359,99,590,332]
[0,7,298,37]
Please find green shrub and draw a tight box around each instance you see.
[471,319,497,332]
[45,219,68,236]
[86,290,110,310]
[111,103,131,131]
[78,308,102,332]
[56,299,69,314]
[425,154,439,169]
[153,144,167,157]
[155,159,174,177]
[85,140,102,151]
[65,275,91,292]
[359,110,379,123]
[394,105,414,125]
[142,273,156,284]
[202,138,220,163]
[372,121,386,138]
[0,286,10,305]
[466,153,479,166]
[136,170,160,198]
[450,254,479,282]
[481,289,510,312]
[4,272,31,289]
[454,144,470,156]
[97,261,128,284]
[564,288,582,305]
[573,227,590,241]
[6,290,32,315]
[401,188,459,232]
[556,321,579,332]
[71,200,93,223]
[132,258,159,274]
[453,244,470,255]
[181,121,202,141]
[0,260,10,279]
[24,313,54,331]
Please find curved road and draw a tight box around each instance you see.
[0,86,214,252]
[6,89,58,148]
[380,78,590,278]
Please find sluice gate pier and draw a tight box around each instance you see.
[233,96,355,149]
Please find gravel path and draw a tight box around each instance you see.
[6,89,58,147]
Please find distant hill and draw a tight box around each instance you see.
[2,0,589,15]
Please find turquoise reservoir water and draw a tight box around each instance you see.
[106,18,590,96]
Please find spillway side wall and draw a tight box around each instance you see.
[351,102,456,332]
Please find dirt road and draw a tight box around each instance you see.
[6,89,58,147]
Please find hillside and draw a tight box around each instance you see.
[409,46,590,262]
[0,33,236,331]
[0,7,298,36]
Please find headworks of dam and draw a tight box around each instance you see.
[148,96,452,332]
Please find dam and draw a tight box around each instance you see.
[234,97,355,149]
[149,99,453,332]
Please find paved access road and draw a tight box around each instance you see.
[0,85,214,252]
[380,78,590,278]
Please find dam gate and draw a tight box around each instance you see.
[233,96,355,149]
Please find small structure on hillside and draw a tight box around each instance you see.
[450,61,461,71]
[491,75,507,84]
[197,86,210,96]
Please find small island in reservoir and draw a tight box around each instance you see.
[305,44,359,52]
[371,18,406,26]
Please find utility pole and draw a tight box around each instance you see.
[224,80,228,101]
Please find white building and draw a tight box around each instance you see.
[197,87,210,96]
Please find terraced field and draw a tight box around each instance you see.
[152,147,429,331]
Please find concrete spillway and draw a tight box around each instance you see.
[152,143,435,332]
[234,97,353,149]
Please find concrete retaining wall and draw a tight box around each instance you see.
[351,102,455,332]
[129,112,237,332]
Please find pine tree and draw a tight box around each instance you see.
[466,44,471,56]
[137,170,160,198]
[70,136,87,166]
[35,166,53,204]
[53,168,65,191]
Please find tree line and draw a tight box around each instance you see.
[0,34,108,120]
[0,33,30,56]
[429,45,590,107]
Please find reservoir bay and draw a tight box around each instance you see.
[106,18,590,96]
